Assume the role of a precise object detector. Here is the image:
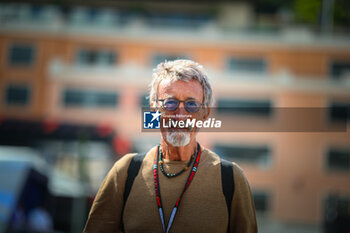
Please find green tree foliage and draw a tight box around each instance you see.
[294,0,322,25]
[333,0,350,27]
[294,0,349,27]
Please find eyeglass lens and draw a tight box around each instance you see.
[163,98,201,113]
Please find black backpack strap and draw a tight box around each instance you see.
[220,158,235,233]
[121,152,146,232]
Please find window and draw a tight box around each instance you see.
[253,191,269,212]
[76,49,117,66]
[329,102,350,123]
[71,8,111,25]
[86,8,100,22]
[326,148,350,172]
[330,60,350,79]
[30,5,44,20]
[214,144,271,167]
[152,54,189,67]
[8,44,36,66]
[324,194,350,228]
[217,98,272,117]
[227,57,267,73]
[146,13,212,29]
[5,84,31,106]
[63,89,118,108]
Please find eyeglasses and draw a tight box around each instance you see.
[156,98,204,113]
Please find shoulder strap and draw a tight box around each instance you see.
[123,153,146,204]
[121,152,146,232]
[220,158,235,233]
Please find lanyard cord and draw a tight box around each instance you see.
[153,143,201,233]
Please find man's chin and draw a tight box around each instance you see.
[166,131,191,147]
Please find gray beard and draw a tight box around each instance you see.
[166,131,190,147]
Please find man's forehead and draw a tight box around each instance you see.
[158,79,201,89]
[158,79,203,98]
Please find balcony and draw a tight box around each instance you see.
[48,58,350,94]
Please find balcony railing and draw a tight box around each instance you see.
[48,58,350,94]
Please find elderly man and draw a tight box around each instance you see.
[84,60,257,233]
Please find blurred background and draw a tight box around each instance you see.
[0,0,349,232]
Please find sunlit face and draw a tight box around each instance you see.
[156,79,207,147]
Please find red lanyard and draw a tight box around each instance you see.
[153,143,201,233]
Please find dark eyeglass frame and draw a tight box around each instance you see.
[156,98,204,113]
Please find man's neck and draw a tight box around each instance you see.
[160,139,197,161]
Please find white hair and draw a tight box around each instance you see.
[166,131,190,147]
[149,59,214,107]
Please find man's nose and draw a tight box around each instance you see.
[175,102,187,116]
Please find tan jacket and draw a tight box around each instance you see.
[84,146,258,233]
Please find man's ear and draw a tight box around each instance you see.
[151,101,156,111]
